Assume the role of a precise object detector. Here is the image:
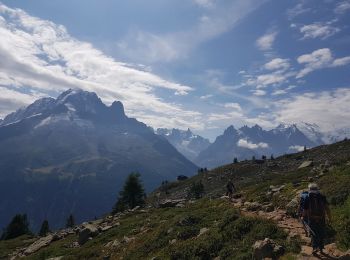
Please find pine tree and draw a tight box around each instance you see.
[39,220,50,236]
[65,214,75,228]
[112,172,145,213]
[1,214,31,240]
[233,157,238,164]
[270,154,274,160]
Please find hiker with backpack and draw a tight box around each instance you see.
[226,180,236,199]
[300,183,331,255]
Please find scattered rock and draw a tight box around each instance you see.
[122,236,135,243]
[262,204,274,212]
[286,197,299,217]
[159,199,186,208]
[245,202,262,211]
[23,234,54,255]
[100,225,113,232]
[78,224,99,245]
[169,239,177,244]
[298,160,313,169]
[198,227,209,237]
[46,257,64,260]
[105,239,120,248]
[252,238,285,260]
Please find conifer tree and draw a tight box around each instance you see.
[1,214,31,240]
[65,214,75,228]
[39,220,50,236]
[112,172,145,213]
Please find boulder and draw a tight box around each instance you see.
[23,234,54,255]
[159,199,186,208]
[286,197,299,217]
[253,238,285,259]
[262,204,274,212]
[298,161,313,169]
[198,227,209,237]
[245,202,262,211]
[78,224,99,245]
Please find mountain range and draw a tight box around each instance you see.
[157,123,348,169]
[0,89,197,230]
[155,128,211,162]
[0,88,348,231]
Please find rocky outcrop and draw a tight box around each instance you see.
[23,234,54,255]
[78,223,99,245]
[253,238,285,260]
[298,160,313,169]
[159,199,187,208]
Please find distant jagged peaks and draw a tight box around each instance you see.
[156,127,211,162]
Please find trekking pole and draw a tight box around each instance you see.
[302,220,316,237]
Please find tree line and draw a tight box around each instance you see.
[1,172,145,240]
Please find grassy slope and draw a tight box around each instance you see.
[149,140,350,250]
[1,140,349,258]
[8,200,300,260]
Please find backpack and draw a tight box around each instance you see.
[299,191,309,217]
[308,192,325,219]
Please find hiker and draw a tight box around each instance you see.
[226,180,236,199]
[300,183,331,255]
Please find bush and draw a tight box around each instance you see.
[188,181,204,199]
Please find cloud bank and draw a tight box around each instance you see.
[0,3,204,130]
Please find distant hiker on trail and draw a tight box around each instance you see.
[300,183,331,255]
[226,180,236,199]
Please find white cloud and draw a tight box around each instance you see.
[335,1,350,14]
[300,23,340,40]
[296,48,350,78]
[224,102,242,111]
[287,3,311,19]
[264,58,290,71]
[289,145,304,152]
[0,3,204,130]
[200,94,213,100]
[272,85,296,96]
[332,56,350,67]
[0,87,41,118]
[256,31,278,51]
[193,0,215,8]
[274,88,350,132]
[117,0,266,63]
[253,89,267,96]
[237,139,269,149]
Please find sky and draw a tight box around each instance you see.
[0,0,349,141]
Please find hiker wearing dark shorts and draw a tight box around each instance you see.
[301,183,331,255]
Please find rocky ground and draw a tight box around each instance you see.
[230,196,350,260]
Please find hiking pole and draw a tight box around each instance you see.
[302,220,316,237]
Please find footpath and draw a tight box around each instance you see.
[230,197,350,260]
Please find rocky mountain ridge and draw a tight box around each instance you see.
[0,89,197,231]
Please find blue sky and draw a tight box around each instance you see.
[0,0,350,140]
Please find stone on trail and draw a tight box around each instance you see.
[253,238,285,259]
